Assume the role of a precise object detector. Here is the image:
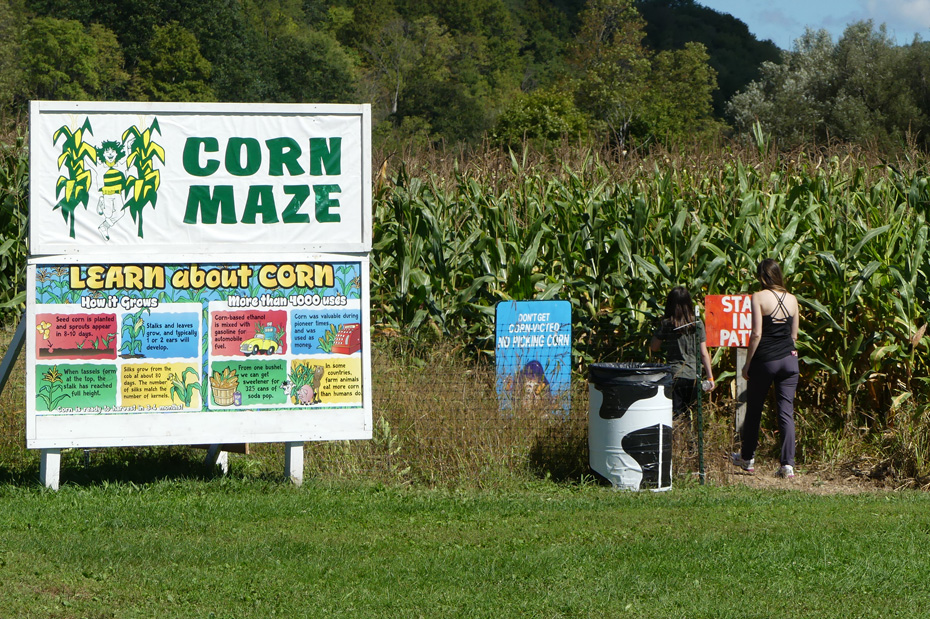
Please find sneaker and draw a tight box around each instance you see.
[776,464,795,478]
[731,453,755,472]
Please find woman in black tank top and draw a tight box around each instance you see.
[754,290,795,362]
[732,259,800,479]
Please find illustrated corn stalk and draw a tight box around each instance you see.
[317,324,339,353]
[53,119,97,238]
[287,362,315,394]
[168,367,202,407]
[37,366,69,411]
[122,119,165,238]
[120,307,150,356]
[335,264,361,298]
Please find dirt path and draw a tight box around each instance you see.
[668,422,912,494]
[680,453,902,494]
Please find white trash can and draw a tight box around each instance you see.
[588,363,673,491]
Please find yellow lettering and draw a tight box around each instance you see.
[85,265,105,290]
[171,269,190,289]
[104,267,124,289]
[258,265,277,288]
[257,263,331,289]
[69,266,85,289]
[315,264,333,287]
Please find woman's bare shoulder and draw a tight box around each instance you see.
[751,289,774,307]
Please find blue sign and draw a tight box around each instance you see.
[140,312,200,359]
[495,300,571,413]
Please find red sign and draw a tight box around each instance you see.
[705,295,752,347]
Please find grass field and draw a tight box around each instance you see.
[1,273,927,618]
[1,477,928,618]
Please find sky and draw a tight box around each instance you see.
[697,0,930,49]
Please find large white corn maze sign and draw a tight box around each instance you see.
[27,101,373,487]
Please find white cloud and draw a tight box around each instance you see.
[869,0,930,22]
[866,0,930,40]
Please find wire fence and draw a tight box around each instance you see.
[0,325,780,487]
[299,346,750,486]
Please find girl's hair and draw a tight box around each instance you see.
[97,140,125,164]
[663,286,695,330]
[757,258,787,291]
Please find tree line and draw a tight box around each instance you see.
[1,0,929,152]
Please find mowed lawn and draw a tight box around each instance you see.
[1,478,928,618]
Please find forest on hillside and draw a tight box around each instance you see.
[1,0,930,152]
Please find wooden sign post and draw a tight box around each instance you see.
[704,295,752,438]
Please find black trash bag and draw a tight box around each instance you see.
[621,423,673,488]
[588,362,673,420]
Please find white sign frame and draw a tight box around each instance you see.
[26,252,373,450]
[27,101,374,487]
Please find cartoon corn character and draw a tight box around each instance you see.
[94,135,134,240]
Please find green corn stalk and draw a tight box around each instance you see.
[168,367,202,407]
[0,137,28,313]
[368,148,930,421]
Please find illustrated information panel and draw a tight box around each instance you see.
[26,256,371,448]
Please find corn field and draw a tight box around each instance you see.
[0,136,27,314]
[3,134,930,481]
[371,141,930,470]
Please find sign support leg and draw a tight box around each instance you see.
[284,442,304,486]
[735,348,748,445]
[0,311,26,396]
[204,444,229,475]
[40,449,61,490]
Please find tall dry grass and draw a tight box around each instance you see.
[0,323,924,488]
[301,339,592,486]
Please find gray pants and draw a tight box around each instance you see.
[741,353,799,466]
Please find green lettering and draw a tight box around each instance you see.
[183,138,220,177]
[314,184,341,223]
[309,137,341,175]
[226,137,261,176]
[184,186,237,224]
[281,186,311,223]
[241,186,278,224]
[266,137,305,176]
